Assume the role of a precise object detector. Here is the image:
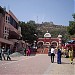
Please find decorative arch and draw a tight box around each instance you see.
[37,41,44,44]
[37,41,44,47]
[44,42,50,45]
[51,41,58,47]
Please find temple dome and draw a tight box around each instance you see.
[58,34,62,38]
[44,31,51,38]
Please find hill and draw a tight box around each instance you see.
[36,22,69,43]
[36,22,68,38]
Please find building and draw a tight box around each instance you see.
[37,31,62,53]
[0,6,25,52]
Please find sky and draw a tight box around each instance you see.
[0,0,74,26]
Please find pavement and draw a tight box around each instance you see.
[0,54,75,75]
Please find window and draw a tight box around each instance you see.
[5,31,6,33]
[6,16,7,20]
[6,21,7,23]
[5,27,6,30]
[8,17,9,20]
[4,36,6,39]
[8,17,10,23]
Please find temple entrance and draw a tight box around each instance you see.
[37,32,62,54]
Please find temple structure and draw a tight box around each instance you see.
[37,31,62,53]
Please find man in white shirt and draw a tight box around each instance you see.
[51,47,55,63]
[1,47,6,60]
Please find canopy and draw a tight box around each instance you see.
[67,40,75,44]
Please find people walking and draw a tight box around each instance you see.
[57,48,62,64]
[26,47,31,56]
[68,46,73,64]
[23,47,26,56]
[1,47,6,60]
[50,47,55,63]
[7,47,11,61]
[28,46,31,56]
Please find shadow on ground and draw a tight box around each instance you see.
[7,60,17,61]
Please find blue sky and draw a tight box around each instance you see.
[0,0,74,26]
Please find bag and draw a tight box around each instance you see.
[48,51,51,56]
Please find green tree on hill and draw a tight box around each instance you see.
[67,13,75,35]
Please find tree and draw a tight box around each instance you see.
[19,21,38,43]
[67,21,75,35]
[67,13,75,35]
[72,13,75,21]
[27,20,35,25]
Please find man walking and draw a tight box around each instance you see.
[1,47,6,60]
[50,47,55,63]
[7,47,11,61]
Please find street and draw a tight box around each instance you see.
[0,54,75,75]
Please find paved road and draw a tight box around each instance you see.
[0,54,75,75]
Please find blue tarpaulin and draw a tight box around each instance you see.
[67,40,75,44]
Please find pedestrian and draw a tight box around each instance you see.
[1,47,6,60]
[28,46,31,56]
[41,45,44,53]
[7,47,11,61]
[26,49,28,56]
[50,46,55,63]
[25,48,26,56]
[0,47,2,60]
[68,46,74,64]
[26,46,31,56]
[57,48,62,64]
[23,47,26,56]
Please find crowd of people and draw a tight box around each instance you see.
[0,44,74,64]
[0,46,32,61]
[49,45,74,64]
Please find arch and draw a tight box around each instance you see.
[37,41,44,48]
[44,42,50,45]
[37,41,44,44]
[51,41,58,47]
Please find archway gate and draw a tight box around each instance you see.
[37,37,62,54]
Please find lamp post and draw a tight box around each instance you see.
[33,34,38,52]
[34,34,38,42]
